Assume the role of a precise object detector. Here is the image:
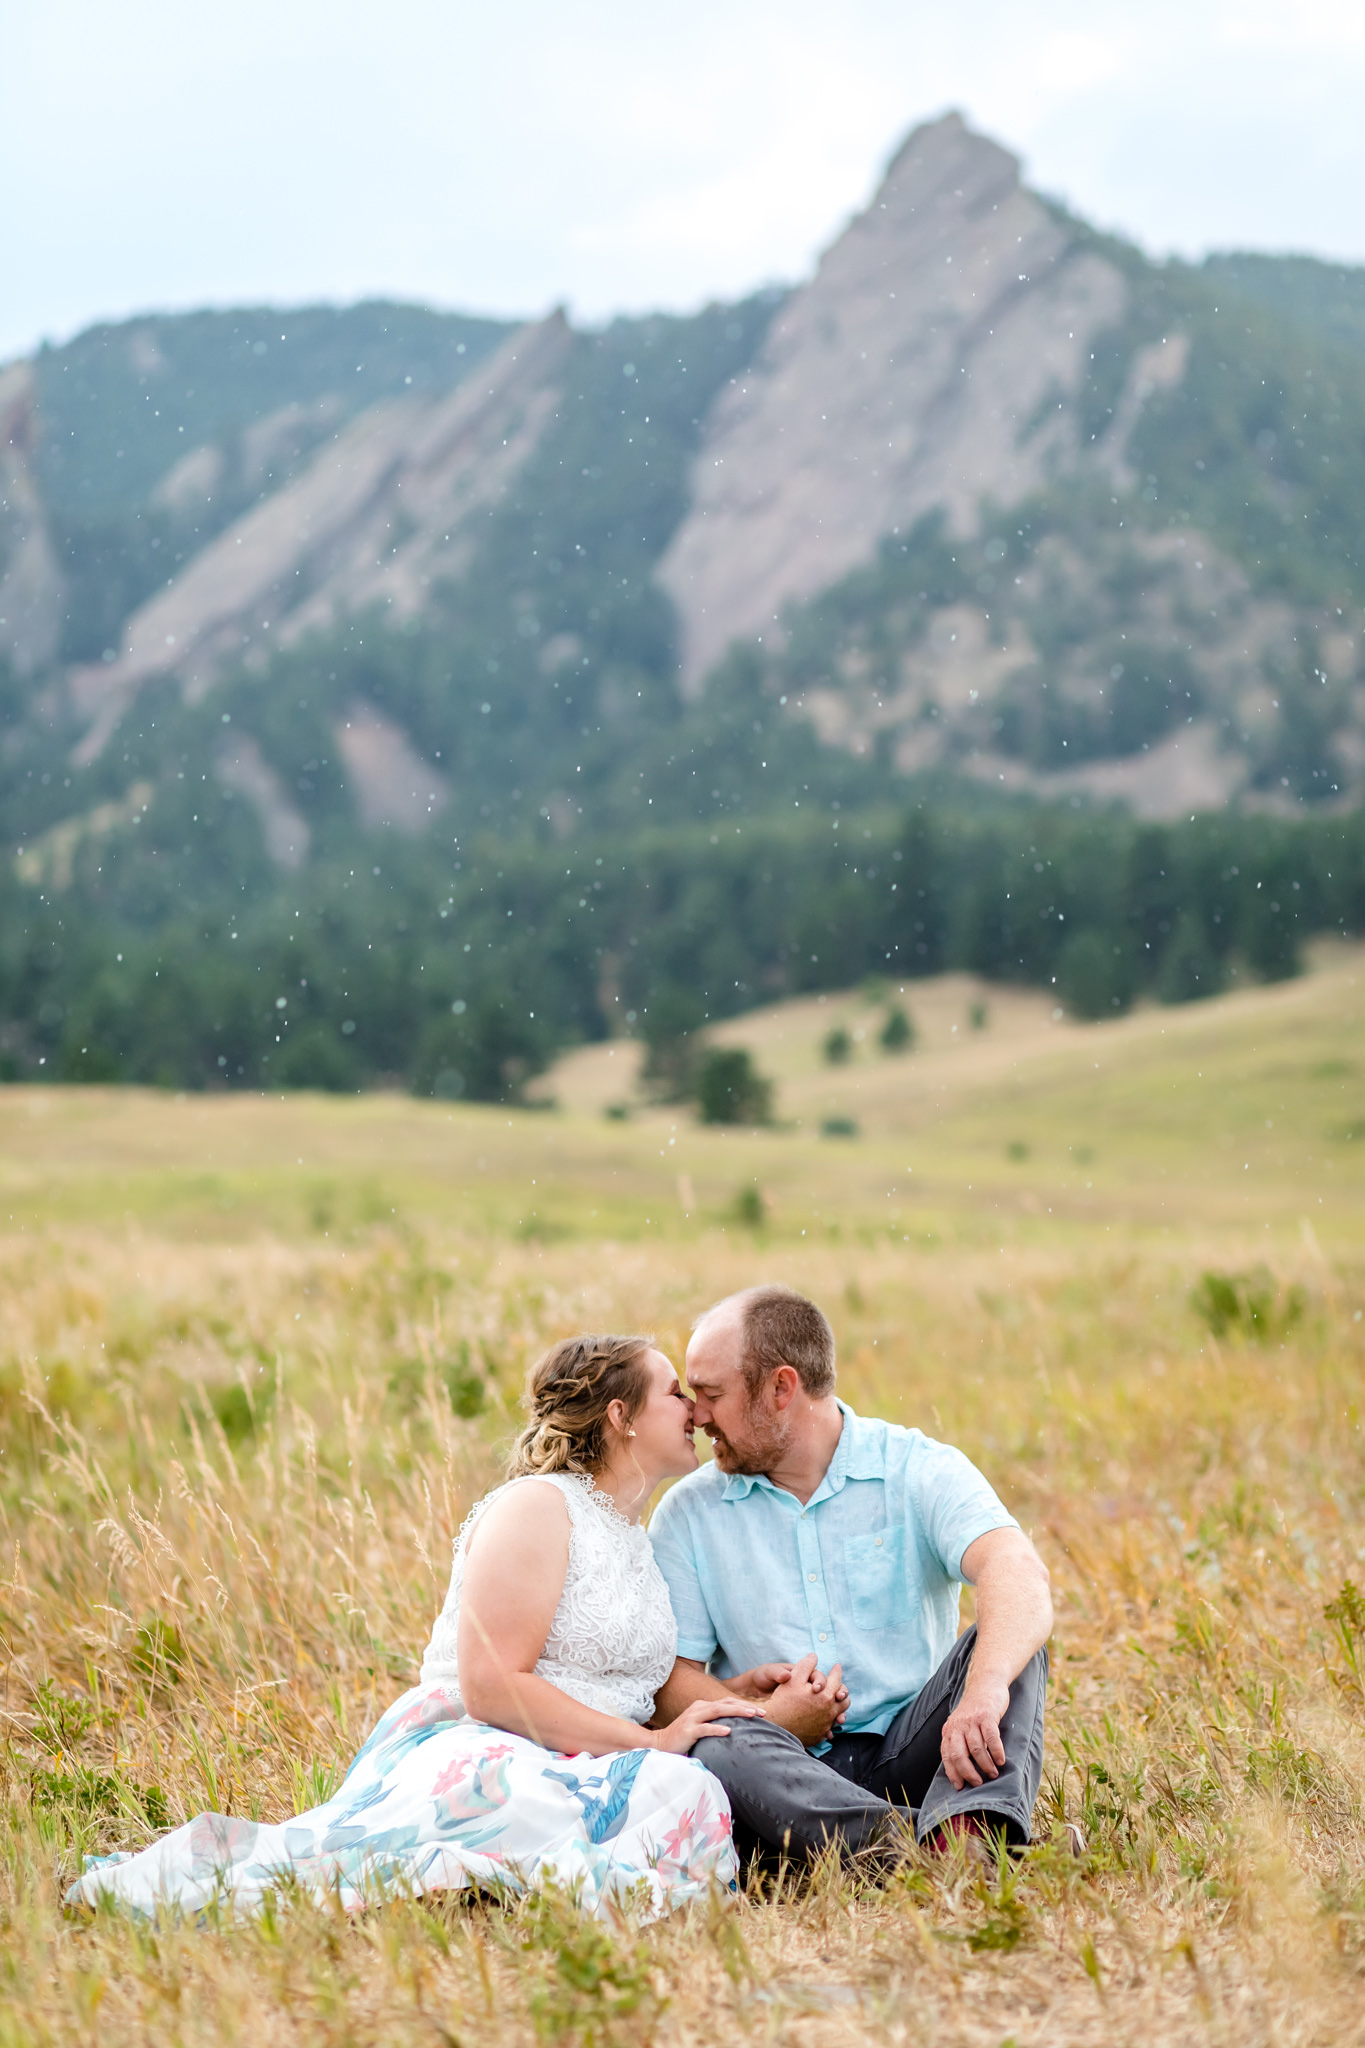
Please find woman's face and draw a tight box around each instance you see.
[627,1349,698,1479]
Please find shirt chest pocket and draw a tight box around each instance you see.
[843,1527,906,1631]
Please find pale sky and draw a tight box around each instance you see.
[3,0,1364,362]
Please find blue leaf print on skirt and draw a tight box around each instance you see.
[544,1751,648,1844]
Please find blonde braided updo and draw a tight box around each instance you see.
[506,1333,654,1479]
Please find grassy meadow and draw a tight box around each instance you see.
[1,947,1364,2045]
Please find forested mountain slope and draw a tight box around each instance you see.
[1,114,1364,1096]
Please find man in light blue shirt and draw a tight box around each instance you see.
[649,1285,1053,1864]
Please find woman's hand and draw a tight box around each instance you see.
[650,1695,766,1755]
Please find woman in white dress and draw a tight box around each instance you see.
[69,1334,762,1920]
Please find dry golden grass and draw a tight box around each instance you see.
[1,957,1364,2045]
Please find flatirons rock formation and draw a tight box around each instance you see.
[69,313,572,760]
[1,109,1360,858]
[658,113,1129,692]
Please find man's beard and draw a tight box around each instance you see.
[705,1409,788,1476]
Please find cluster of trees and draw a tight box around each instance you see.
[4,797,1362,1099]
[822,1004,914,1064]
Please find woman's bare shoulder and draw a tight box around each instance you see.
[465,1476,572,1555]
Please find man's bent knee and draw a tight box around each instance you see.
[689,1719,806,1781]
[1017,1643,1048,1698]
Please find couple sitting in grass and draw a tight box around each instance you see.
[70,1287,1055,1920]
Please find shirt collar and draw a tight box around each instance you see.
[720,1401,884,1504]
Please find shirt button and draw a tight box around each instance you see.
[819,1633,828,1642]
[875,1537,883,1547]
[808,1572,818,1582]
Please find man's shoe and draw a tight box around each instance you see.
[928,1813,998,1875]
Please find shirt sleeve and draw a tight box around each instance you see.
[647,1486,719,1664]
[911,1438,1019,1581]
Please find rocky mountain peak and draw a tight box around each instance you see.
[657,113,1129,692]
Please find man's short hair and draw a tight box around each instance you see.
[737,1286,836,1398]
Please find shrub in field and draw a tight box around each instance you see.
[445,1344,487,1419]
[210,1380,262,1445]
[21,1676,173,1835]
[879,1003,916,1052]
[31,1677,94,1750]
[696,1048,773,1125]
[388,1343,487,1417]
[822,1026,853,1065]
[1189,1266,1306,1342]
[28,1762,122,1817]
[1324,1580,1365,1705]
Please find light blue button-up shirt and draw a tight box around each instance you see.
[648,1403,1019,1738]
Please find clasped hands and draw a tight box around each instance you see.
[729,1653,849,1745]
[728,1659,1011,1790]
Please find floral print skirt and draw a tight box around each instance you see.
[66,1681,737,1921]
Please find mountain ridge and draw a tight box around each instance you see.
[68,311,574,762]
[3,112,1361,837]
[1,115,1364,1097]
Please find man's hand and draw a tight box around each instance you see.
[940,1673,1010,1789]
[761,1653,848,1746]
[943,1527,1053,1791]
[731,1661,850,1719]
[727,1662,796,1700]
[732,1646,847,1712]
[652,1654,849,1746]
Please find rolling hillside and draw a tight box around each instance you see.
[5,941,1361,1254]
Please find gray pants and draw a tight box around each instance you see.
[691,1626,1047,1864]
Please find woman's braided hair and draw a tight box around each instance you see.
[506,1334,654,1479]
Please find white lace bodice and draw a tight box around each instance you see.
[419,1472,677,1725]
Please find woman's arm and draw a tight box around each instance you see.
[458,1482,760,1756]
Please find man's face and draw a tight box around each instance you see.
[684,1311,789,1475]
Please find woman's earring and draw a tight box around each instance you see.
[627,1428,637,1437]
